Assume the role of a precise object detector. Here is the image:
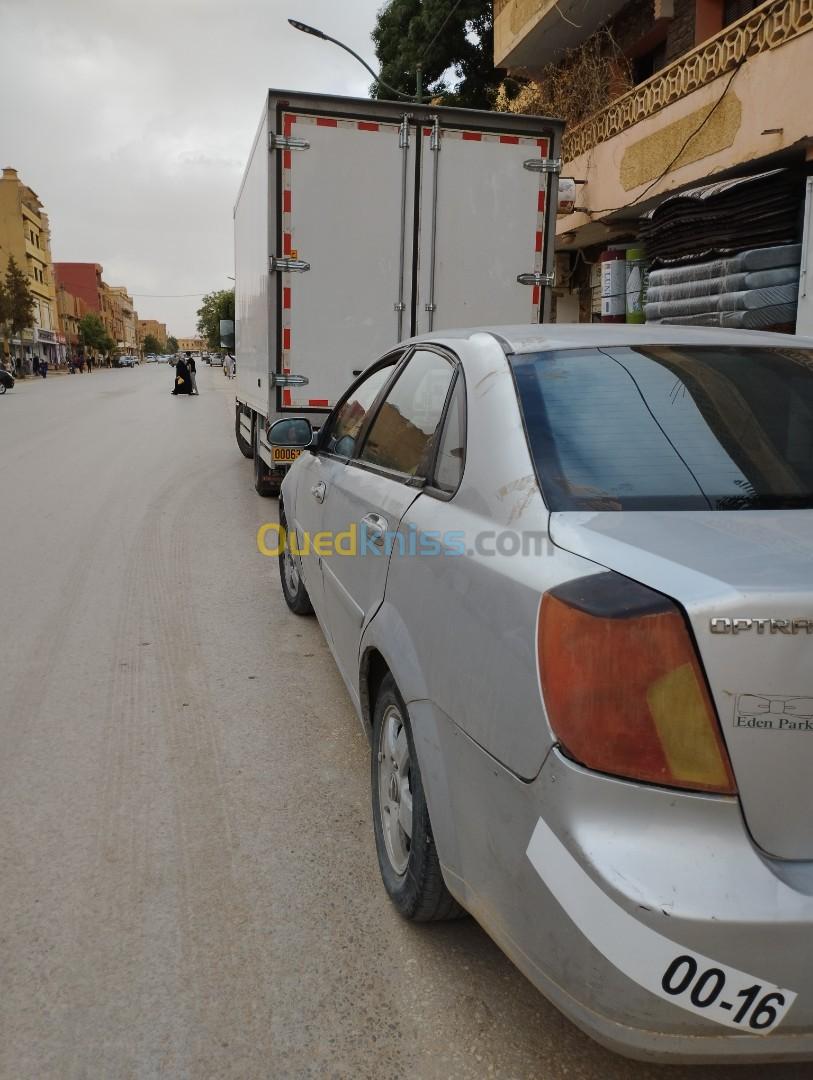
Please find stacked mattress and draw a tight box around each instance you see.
[639,169,800,265]
[644,244,801,329]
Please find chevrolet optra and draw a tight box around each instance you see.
[269,324,813,1063]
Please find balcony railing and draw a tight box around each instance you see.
[562,0,813,162]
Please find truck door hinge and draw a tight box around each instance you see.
[399,115,411,150]
[429,116,440,152]
[270,372,309,388]
[269,256,310,273]
[517,271,555,287]
[269,133,310,151]
[523,157,562,174]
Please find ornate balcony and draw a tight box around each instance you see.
[562,0,813,163]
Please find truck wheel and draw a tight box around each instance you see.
[278,506,313,615]
[253,422,277,497]
[235,404,253,459]
[371,674,465,922]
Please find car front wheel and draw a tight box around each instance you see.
[278,505,313,615]
[371,674,464,922]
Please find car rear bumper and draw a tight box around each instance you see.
[411,703,813,1063]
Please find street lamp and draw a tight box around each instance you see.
[288,19,423,104]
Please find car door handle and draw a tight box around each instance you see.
[311,481,326,503]
[361,513,388,547]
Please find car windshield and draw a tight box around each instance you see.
[511,344,813,511]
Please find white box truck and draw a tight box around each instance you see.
[233,89,563,494]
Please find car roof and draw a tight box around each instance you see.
[410,323,813,354]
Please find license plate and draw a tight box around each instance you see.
[271,446,303,465]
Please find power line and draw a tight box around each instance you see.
[420,0,466,64]
[584,0,784,218]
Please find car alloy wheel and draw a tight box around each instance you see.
[377,703,413,876]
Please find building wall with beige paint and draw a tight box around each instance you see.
[555,25,813,246]
[107,286,139,351]
[0,167,59,362]
[176,337,207,353]
[138,319,168,350]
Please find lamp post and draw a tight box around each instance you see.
[288,19,423,103]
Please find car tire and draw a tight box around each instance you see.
[254,422,277,497]
[278,505,313,615]
[372,674,465,922]
[0,384,6,394]
[235,404,253,459]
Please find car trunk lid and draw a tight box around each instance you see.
[550,509,813,860]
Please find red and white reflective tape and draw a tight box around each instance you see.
[280,113,296,407]
[532,137,550,320]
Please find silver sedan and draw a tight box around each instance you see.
[269,324,813,1064]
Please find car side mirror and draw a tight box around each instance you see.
[267,417,314,448]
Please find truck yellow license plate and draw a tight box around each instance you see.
[272,447,303,464]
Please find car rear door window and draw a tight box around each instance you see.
[359,350,455,478]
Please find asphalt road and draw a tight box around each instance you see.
[0,365,809,1080]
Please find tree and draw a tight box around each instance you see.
[5,256,36,372]
[78,312,108,353]
[166,336,179,354]
[0,277,10,366]
[196,288,234,351]
[371,0,506,109]
[142,333,162,355]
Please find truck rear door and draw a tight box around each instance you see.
[275,108,415,414]
[414,120,554,334]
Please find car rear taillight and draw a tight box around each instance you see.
[538,573,736,795]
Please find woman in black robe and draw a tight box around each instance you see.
[172,356,193,395]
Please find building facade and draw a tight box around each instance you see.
[495,0,813,331]
[176,337,207,353]
[106,286,139,353]
[138,318,168,351]
[53,262,104,316]
[0,167,61,371]
[55,283,87,351]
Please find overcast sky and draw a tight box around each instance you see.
[0,0,384,336]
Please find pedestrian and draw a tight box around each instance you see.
[33,356,40,376]
[172,354,193,395]
[87,354,93,372]
[187,352,199,395]
[40,356,49,378]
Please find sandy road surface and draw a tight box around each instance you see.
[0,365,807,1079]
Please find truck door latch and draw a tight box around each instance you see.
[269,257,310,273]
[269,134,310,151]
[517,271,555,287]
[523,157,562,174]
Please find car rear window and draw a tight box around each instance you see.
[511,345,813,510]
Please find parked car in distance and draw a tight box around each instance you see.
[118,355,139,367]
[144,354,158,363]
[271,323,813,1064]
